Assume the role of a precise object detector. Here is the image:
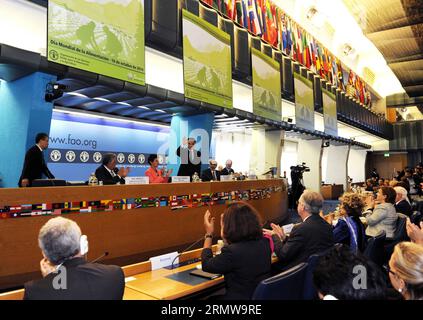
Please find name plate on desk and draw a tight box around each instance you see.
[149,251,179,270]
[125,177,149,185]
[220,175,232,181]
[171,176,190,183]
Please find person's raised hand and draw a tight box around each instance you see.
[204,210,215,235]
[40,258,56,278]
[270,223,286,241]
[406,218,423,245]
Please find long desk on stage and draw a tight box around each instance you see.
[0,179,287,291]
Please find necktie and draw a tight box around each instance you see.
[212,170,216,180]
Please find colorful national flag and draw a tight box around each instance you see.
[248,0,261,35]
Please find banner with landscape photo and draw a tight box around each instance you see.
[182,9,233,108]
[252,48,281,121]
[48,0,145,85]
[294,72,315,130]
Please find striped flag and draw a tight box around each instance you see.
[241,0,250,30]
[235,0,243,25]
[226,0,236,20]
[248,0,261,35]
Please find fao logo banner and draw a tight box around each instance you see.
[128,154,135,164]
[93,152,102,163]
[65,151,76,162]
[117,153,125,164]
[50,150,62,162]
[80,151,90,163]
[138,154,145,164]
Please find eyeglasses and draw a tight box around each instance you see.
[383,265,397,277]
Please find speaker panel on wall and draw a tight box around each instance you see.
[199,2,218,26]
[261,42,272,58]
[233,25,250,80]
[148,0,179,51]
[218,15,235,75]
[282,56,294,101]
[314,76,322,112]
[272,50,284,99]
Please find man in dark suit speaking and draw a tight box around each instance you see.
[19,132,55,187]
[24,217,125,300]
[176,137,202,180]
[95,153,129,185]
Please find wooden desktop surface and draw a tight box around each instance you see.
[0,180,287,289]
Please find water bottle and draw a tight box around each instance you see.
[88,173,98,186]
[192,172,199,182]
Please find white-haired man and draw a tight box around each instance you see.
[221,159,235,176]
[24,217,124,300]
[264,190,334,272]
[394,186,412,217]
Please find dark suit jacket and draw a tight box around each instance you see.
[18,145,55,187]
[201,238,272,300]
[201,168,221,181]
[95,165,125,185]
[272,214,334,271]
[176,146,201,179]
[23,258,124,300]
[220,167,235,176]
[395,200,413,217]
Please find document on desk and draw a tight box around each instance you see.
[282,223,294,235]
[149,251,179,270]
[125,276,137,283]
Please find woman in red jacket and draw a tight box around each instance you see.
[144,154,172,183]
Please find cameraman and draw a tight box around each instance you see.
[289,163,310,208]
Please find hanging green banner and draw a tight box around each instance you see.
[294,72,315,130]
[322,88,338,136]
[48,0,145,85]
[251,48,281,121]
[182,9,233,108]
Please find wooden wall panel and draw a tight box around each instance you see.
[0,180,286,290]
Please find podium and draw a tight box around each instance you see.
[321,184,344,200]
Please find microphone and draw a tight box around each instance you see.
[90,251,109,264]
[170,237,204,269]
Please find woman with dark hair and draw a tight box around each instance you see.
[144,154,172,183]
[365,186,398,238]
[330,193,366,252]
[313,245,387,300]
[201,202,272,300]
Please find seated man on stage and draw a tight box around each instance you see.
[24,217,125,300]
[201,159,221,182]
[145,154,173,183]
[220,159,235,176]
[95,153,129,185]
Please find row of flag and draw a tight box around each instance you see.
[200,0,372,108]
[0,187,277,218]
